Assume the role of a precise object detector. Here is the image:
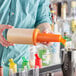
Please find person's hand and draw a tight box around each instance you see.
[37,23,53,46]
[41,29,53,46]
[0,24,14,47]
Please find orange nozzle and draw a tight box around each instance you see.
[33,29,66,45]
[59,36,66,46]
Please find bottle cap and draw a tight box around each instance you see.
[35,54,42,68]
[22,57,28,65]
[9,58,14,63]
[22,57,30,69]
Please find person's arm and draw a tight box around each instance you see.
[0,24,13,47]
[35,0,52,33]
[37,23,52,33]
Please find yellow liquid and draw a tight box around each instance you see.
[72,20,76,33]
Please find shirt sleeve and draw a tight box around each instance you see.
[35,0,52,27]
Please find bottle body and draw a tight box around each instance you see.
[9,64,17,73]
[22,57,30,70]
[7,29,35,44]
[36,44,51,66]
[9,59,17,74]
[61,3,67,20]
[71,19,76,33]
[29,46,35,68]
[71,1,76,33]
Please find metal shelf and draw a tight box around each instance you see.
[14,64,62,76]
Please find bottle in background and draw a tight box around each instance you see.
[51,17,61,65]
[62,20,71,36]
[61,2,67,20]
[35,54,42,68]
[71,1,76,33]
[22,57,30,70]
[29,46,35,68]
[61,32,72,49]
[33,68,39,76]
[9,59,17,74]
[72,33,76,64]
[61,2,71,36]
[72,33,76,48]
[57,1,62,17]
[36,44,51,67]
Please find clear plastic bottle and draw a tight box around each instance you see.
[51,20,61,65]
[72,33,76,48]
[61,1,71,36]
[29,46,36,68]
[61,2,67,20]
[72,33,76,64]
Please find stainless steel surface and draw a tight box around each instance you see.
[61,49,76,76]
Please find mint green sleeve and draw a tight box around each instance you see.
[35,0,52,27]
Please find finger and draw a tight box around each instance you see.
[6,25,13,28]
[8,43,14,46]
[2,25,13,30]
[1,38,10,47]
[1,38,14,47]
[41,42,48,45]
[1,35,14,46]
[0,40,8,47]
[0,31,14,46]
[2,38,14,46]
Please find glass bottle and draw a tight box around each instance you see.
[71,1,76,33]
[61,2,71,36]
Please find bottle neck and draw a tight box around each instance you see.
[71,7,76,19]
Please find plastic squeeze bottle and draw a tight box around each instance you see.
[7,28,66,45]
[35,54,42,68]
[9,59,17,73]
[22,57,30,70]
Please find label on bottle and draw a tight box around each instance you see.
[42,54,51,65]
[62,21,71,35]
[38,49,51,66]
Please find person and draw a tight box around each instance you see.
[0,0,52,76]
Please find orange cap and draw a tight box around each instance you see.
[33,29,40,45]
